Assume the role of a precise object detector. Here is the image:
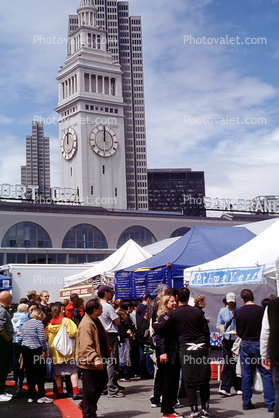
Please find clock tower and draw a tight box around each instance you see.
[55,0,127,210]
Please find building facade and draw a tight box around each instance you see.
[66,0,148,210]
[21,121,50,198]
[148,169,206,216]
[0,201,249,266]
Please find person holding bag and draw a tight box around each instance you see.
[21,309,52,403]
[46,304,82,400]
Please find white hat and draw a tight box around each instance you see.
[226,292,236,303]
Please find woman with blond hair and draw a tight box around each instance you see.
[46,304,82,400]
[152,294,181,418]
[21,309,52,403]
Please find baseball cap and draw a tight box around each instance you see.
[226,292,236,303]
[97,285,115,294]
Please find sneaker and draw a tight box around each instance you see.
[173,399,181,408]
[4,392,13,398]
[107,392,125,398]
[218,389,230,397]
[119,378,131,382]
[201,409,215,417]
[0,394,12,402]
[37,396,53,403]
[130,375,141,380]
[28,398,34,403]
[162,414,183,418]
[268,408,275,412]
[187,412,200,418]
[236,390,242,395]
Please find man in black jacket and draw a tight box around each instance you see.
[153,287,211,418]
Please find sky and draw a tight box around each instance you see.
[0,0,279,206]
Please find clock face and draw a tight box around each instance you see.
[89,125,118,157]
[61,128,77,160]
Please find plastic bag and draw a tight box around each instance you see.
[53,318,75,357]
[253,368,263,392]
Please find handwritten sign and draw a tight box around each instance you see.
[190,265,265,287]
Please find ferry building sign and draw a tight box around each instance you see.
[1,183,279,214]
[0,184,78,203]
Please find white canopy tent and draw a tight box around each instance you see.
[63,239,152,288]
[184,219,279,282]
[183,220,279,328]
[235,217,279,236]
[143,236,180,255]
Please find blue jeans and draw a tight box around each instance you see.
[273,361,279,418]
[138,343,154,379]
[240,340,275,410]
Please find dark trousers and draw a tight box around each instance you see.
[12,343,24,387]
[186,383,210,409]
[0,338,13,394]
[80,368,108,418]
[139,343,154,379]
[130,339,140,377]
[161,359,180,414]
[221,338,241,392]
[21,346,46,399]
[153,360,164,403]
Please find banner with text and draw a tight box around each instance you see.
[190,265,265,287]
[115,266,172,299]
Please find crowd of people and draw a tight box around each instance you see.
[0,285,278,418]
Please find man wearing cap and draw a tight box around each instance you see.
[216,292,241,397]
[97,285,124,398]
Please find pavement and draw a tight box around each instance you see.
[1,374,275,418]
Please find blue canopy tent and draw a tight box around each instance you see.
[115,226,256,299]
[0,275,12,292]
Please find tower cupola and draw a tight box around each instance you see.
[76,0,98,27]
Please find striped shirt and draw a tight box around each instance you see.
[21,319,47,352]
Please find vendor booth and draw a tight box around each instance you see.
[115,225,256,299]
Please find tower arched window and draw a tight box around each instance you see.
[117,225,156,248]
[2,222,52,248]
[62,224,108,249]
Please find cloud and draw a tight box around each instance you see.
[0,0,279,206]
